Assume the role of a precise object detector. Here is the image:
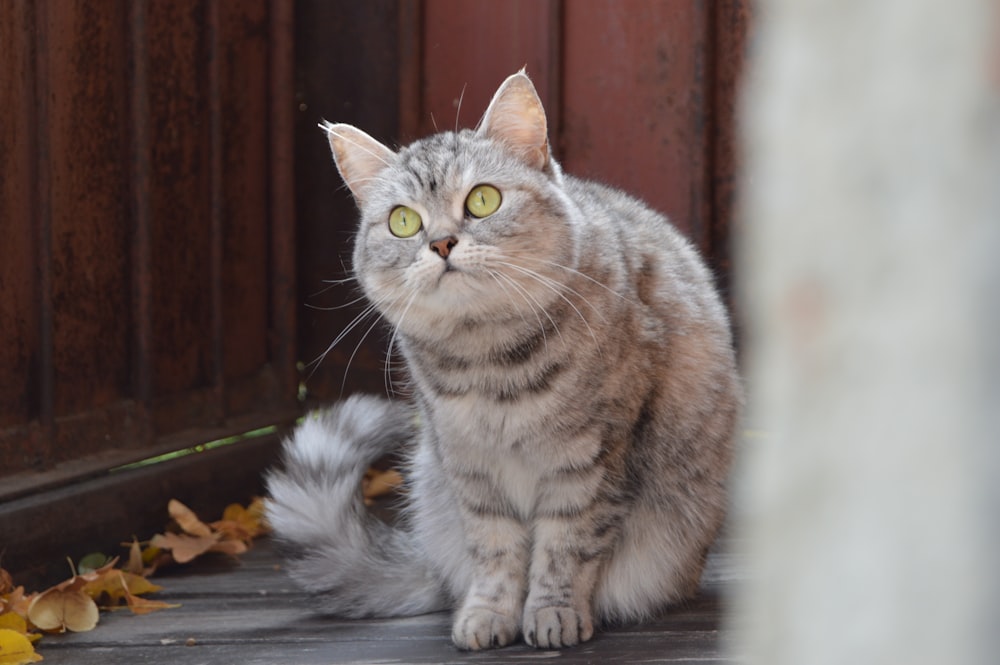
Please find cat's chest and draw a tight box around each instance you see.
[431,394,601,473]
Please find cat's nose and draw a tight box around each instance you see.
[429,235,458,259]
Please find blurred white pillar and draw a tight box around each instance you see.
[735,1,1000,664]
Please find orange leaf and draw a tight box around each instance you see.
[363,469,403,500]
[149,532,218,565]
[207,539,248,558]
[122,538,146,576]
[1,587,34,620]
[27,588,98,633]
[167,500,213,538]
[0,570,13,597]
[117,574,178,616]
[0,628,43,664]
[82,569,162,609]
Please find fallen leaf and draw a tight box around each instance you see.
[82,569,162,610]
[212,499,267,541]
[0,616,26,636]
[0,571,12,596]
[117,574,178,615]
[0,628,42,664]
[167,500,213,538]
[24,559,119,634]
[121,539,145,576]
[76,553,113,575]
[0,616,36,647]
[149,532,218,565]
[26,588,98,633]
[363,468,404,504]
[0,587,34,620]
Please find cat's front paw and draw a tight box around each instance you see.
[523,605,594,649]
[451,607,519,650]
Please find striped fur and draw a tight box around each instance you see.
[266,71,741,650]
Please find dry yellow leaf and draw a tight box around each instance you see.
[363,468,404,500]
[0,616,26,636]
[167,500,213,538]
[117,574,179,616]
[213,498,268,540]
[82,569,162,609]
[0,587,34,619]
[149,532,218,565]
[0,628,42,664]
[27,588,98,633]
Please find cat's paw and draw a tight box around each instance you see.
[522,605,594,649]
[451,607,519,650]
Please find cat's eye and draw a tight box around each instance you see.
[388,205,423,238]
[465,184,502,218]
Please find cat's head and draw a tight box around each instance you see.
[324,71,579,339]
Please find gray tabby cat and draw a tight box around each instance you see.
[266,70,741,651]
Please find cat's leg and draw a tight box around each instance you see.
[450,514,530,650]
[521,474,623,649]
[521,519,604,648]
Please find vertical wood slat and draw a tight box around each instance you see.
[269,0,298,403]
[33,0,54,444]
[128,0,153,414]
[207,0,227,422]
[144,0,214,427]
[0,0,49,469]
[413,0,561,139]
[293,0,407,401]
[708,0,751,298]
[560,0,712,247]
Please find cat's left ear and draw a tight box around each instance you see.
[323,122,396,205]
[477,70,550,171]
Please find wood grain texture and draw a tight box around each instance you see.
[33,537,740,664]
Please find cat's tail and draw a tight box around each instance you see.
[265,394,447,617]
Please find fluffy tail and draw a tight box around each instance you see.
[265,394,446,617]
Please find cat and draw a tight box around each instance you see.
[265,70,742,651]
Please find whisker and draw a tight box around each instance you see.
[305,293,369,311]
[486,270,542,343]
[339,313,388,397]
[304,301,381,381]
[383,289,421,398]
[495,261,601,352]
[509,253,634,306]
[492,270,562,348]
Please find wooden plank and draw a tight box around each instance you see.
[708,0,751,314]
[144,0,214,402]
[0,432,286,590]
[43,0,133,419]
[561,1,712,247]
[293,0,404,400]
[30,538,735,664]
[216,0,271,384]
[416,0,560,139]
[0,1,42,460]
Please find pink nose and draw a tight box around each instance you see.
[429,236,458,259]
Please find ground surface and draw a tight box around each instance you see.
[35,537,741,664]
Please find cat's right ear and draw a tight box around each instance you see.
[322,122,396,205]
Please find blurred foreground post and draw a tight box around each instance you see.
[735,1,1000,664]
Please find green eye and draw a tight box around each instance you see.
[388,205,423,238]
[465,184,502,218]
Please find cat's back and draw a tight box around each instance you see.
[562,173,728,331]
